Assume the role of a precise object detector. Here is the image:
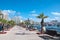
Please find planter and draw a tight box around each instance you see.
[0,32,7,34]
[36,32,41,35]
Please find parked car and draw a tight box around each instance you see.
[46,26,60,36]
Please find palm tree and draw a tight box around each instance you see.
[37,13,48,34]
[1,19,7,24]
[8,20,15,26]
[25,18,30,30]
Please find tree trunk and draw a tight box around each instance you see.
[41,19,44,34]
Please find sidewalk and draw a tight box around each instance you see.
[0,25,44,40]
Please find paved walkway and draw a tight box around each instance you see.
[0,25,44,40]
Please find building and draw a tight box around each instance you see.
[3,13,8,20]
[12,16,21,24]
[0,10,9,20]
[30,20,34,24]
[0,11,3,19]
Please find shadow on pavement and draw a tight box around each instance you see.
[15,33,34,35]
[39,36,60,40]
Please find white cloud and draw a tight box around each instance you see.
[30,10,36,13]
[18,16,23,19]
[29,18,35,21]
[51,12,60,21]
[44,18,55,22]
[13,16,23,19]
[30,13,38,16]
[17,12,21,15]
[29,17,41,22]
[2,10,16,16]
[23,17,27,20]
[1,10,22,21]
[29,10,39,17]
[54,17,60,21]
[44,17,60,22]
[35,18,41,22]
[2,10,9,15]
[52,12,60,16]
[55,17,59,19]
[12,16,23,20]
[30,18,33,20]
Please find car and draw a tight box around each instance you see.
[46,26,60,36]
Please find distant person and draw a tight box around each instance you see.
[0,22,2,31]
[2,23,4,32]
[6,24,9,30]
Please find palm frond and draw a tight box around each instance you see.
[43,16,48,18]
[37,16,41,18]
[37,13,44,18]
[36,13,48,19]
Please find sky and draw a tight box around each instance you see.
[0,0,60,22]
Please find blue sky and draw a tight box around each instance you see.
[0,0,60,22]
